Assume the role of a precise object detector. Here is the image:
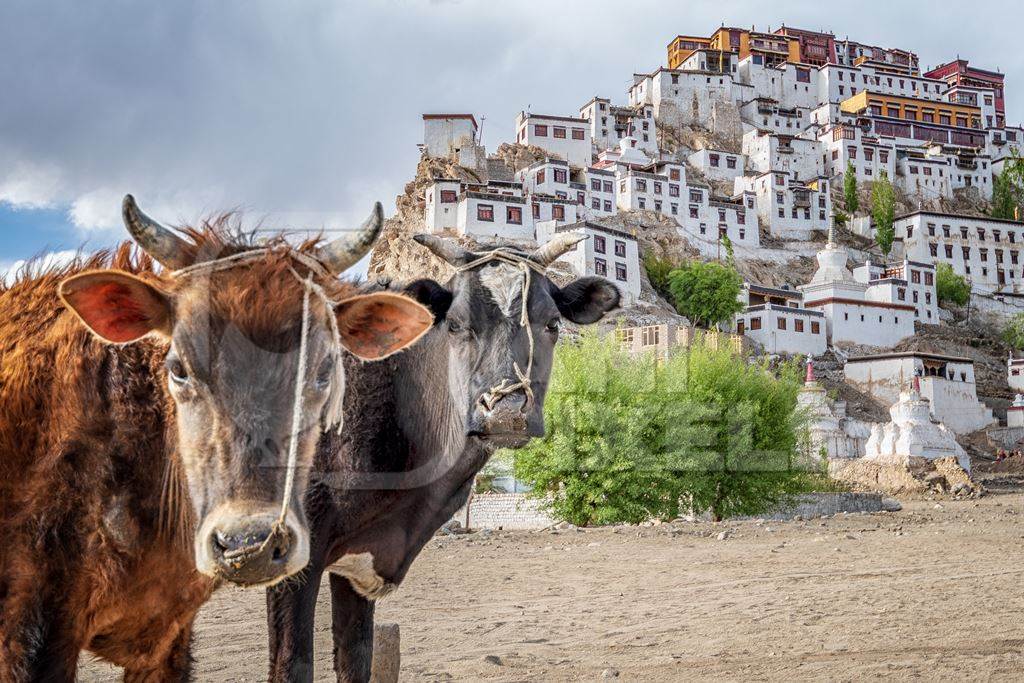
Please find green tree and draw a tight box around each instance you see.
[643,252,676,306]
[991,171,1018,221]
[833,210,848,229]
[844,161,859,214]
[935,262,970,306]
[667,260,744,328]
[1003,313,1024,351]
[512,333,817,526]
[872,171,896,256]
[720,233,735,265]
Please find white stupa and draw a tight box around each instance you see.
[615,135,652,168]
[863,374,971,473]
[799,223,867,297]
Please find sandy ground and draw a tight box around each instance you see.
[81,478,1024,681]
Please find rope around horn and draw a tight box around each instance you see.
[171,248,346,550]
[455,249,548,412]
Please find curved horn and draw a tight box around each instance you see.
[122,194,192,270]
[411,234,473,266]
[531,233,587,267]
[316,202,384,274]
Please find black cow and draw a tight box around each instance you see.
[265,234,620,681]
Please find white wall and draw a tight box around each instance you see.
[735,305,827,356]
[516,113,592,167]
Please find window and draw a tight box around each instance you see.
[689,205,698,218]
[811,321,820,334]
[553,126,566,139]
[726,157,737,169]
[927,223,936,236]
[897,288,906,300]
[795,319,804,333]
[638,198,646,210]
[653,182,662,195]
[603,180,613,193]
[636,179,647,192]
[591,198,600,210]
[654,201,662,212]
[911,270,921,284]
[571,128,585,140]
[554,169,567,184]
[925,272,933,286]
[880,151,889,163]
[670,169,681,181]
[440,189,457,203]
[477,204,494,222]
[534,124,548,137]
[750,317,762,330]
[552,205,565,221]
[594,235,606,254]
[710,153,720,167]
[737,211,745,225]
[776,192,784,203]
[591,178,601,191]
[594,257,607,276]
[689,189,703,202]
[775,174,785,186]
[615,262,627,282]
[669,184,680,197]
[603,200,612,212]
[848,146,857,159]
[671,203,678,215]
[532,203,540,219]
[777,317,787,331]
[536,170,545,184]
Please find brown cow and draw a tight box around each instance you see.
[0,196,433,681]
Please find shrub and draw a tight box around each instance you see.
[513,333,817,525]
[1003,313,1024,351]
[643,252,676,306]
[667,260,743,328]
[935,262,970,307]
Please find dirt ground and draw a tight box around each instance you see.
[81,478,1024,681]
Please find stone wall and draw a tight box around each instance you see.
[453,493,555,530]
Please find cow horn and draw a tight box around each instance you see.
[122,194,192,270]
[412,234,473,265]
[316,202,384,274]
[531,233,587,267]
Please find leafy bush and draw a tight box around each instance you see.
[935,262,970,307]
[643,252,676,306]
[1003,313,1024,351]
[513,333,818,525]
[667,260,743,328]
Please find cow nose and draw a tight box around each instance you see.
[207,515,295,586]
[472,390,531,439]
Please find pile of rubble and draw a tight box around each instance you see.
[830,456,980,497]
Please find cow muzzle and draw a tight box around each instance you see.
[468,390,542,448]
[195,505,309,587]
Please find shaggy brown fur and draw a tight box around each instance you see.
[0,225,357,681]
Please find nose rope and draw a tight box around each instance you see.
[455,250,548,413]
[171,248,347,549]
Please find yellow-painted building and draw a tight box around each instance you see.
[667,35,712,69]
[840,91,982,129]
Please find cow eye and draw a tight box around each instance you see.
[315,357,334,390]
[167,358,189,385]
[545,319,560,334]
[447,319,466,335]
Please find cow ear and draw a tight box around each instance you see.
[60,270,173,344]
[335,292,434,360]
[403,279,453,321]
[551,276,621,324]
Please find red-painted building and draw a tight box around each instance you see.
[925,59,1005,126]
[774,26,836,67]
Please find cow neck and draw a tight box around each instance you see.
[393,327,469,478]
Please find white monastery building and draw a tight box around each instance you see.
[734,283,827,356]
[535,220,642,305]
[844,351,995,434]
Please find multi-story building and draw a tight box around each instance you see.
[926,59,1006,128]
[535,220,641,304]
[852,259,939,323]
[514,112,592,167]
[735,170,831,238]
[578,97,658,156]
[688,148,747,183]
[894,211,1024,293]
[734,282,827,356]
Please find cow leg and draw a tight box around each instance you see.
[267,570,322,683]
[122,622,194,683]
[329,573,375,683]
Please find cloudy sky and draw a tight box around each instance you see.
[2,0,1023,275]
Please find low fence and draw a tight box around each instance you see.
[452,491,892,530]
